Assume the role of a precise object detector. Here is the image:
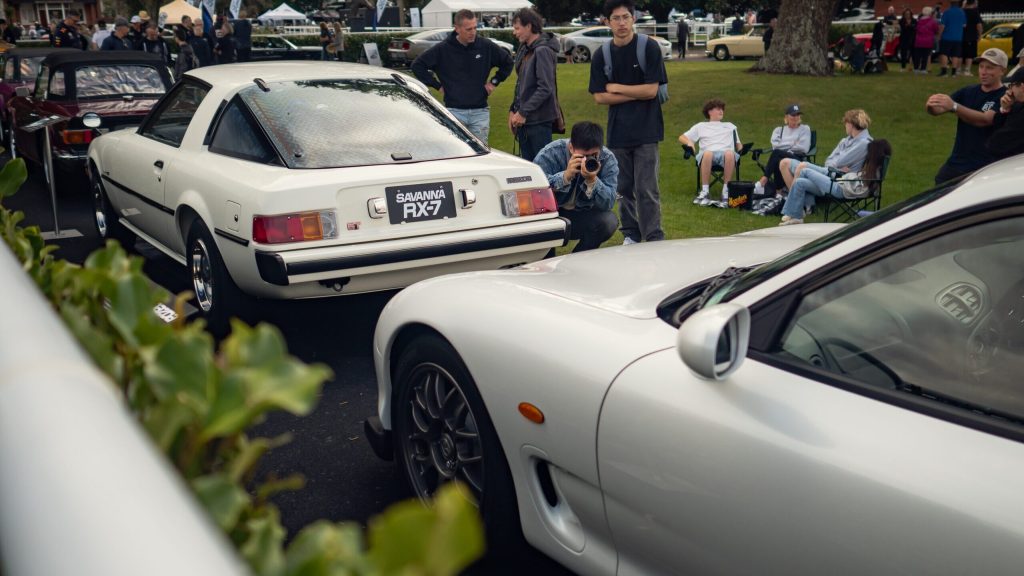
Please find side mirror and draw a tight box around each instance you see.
[676,302,750,380]
[15,86,30,98]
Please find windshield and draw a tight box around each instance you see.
[702,182,961,307]
[75,65,167,98]
[237,78,486,169]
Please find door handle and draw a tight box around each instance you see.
[154,160,164,169]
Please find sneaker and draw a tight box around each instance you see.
[804,205,814,216]
[693,190,709,205]
[622,236,638,245]
[961,70,973,76]
[938,69,947,77]
[779,215,803,226]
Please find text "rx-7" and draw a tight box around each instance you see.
[404,200,443,219]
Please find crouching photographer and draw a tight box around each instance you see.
[534,121,619,253]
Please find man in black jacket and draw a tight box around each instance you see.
[987,67,1024,160]
[411,9,512,145]
[101,18,133,50]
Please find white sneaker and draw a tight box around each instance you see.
[693,190,709,205]
[622,237,638,245]
[779,215,804,226]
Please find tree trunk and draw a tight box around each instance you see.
[759,0,839,76]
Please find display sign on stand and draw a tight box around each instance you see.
[21,114,81,239]
[363,42,383,66]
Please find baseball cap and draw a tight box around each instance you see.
[785,104,802,116]
[976,47,1008,69]
[1006,68,1024,85]
[130,15,141,23]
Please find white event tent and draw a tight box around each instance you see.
[421,0,533,27]
[257,3,309,25]
[158,0,200,26]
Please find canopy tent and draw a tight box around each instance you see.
[420,0,533,27]
[257,3,309,24]
[158,0,200,26]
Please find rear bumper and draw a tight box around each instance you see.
[254,216,569,288]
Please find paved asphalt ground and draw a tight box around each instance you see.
[6,160,572,574]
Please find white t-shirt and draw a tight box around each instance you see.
[683,121,739,152]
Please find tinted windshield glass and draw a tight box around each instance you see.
[238,78,484,169]
[75,65,166,98]
[704,182,961,307]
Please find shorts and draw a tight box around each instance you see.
[939,40,963,58]
[697,150,734,167]
[962,39,978,59]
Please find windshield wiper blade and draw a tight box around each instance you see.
[696,265,753,308]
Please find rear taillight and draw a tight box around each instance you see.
[252,210,338,244]
[500,188,557,217]
[61,129,94,145]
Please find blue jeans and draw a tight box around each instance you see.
[614,143,664,242]
[517,122,552,162]
[449,107,490,145]
[782,164,842,219]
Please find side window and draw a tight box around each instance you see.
[989,27,1012,39]
[208,97,278,164]
[775,216,1024,421]
[49,70,65,98]
[269,36,286,48]
[34,65,50,99]
[141,82,208,147]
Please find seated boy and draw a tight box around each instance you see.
[678,98,743,207]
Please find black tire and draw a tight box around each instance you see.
[91,165,135,248]
[392,334,524,559]
[714,45,730,61]
[186,220,241,336]
[571,44,591,63]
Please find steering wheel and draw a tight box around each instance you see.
[818,336,901,389]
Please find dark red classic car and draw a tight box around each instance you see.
[6,51,172,185]
[0,47,76,149]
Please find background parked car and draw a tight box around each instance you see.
[977,22,1020,58]
[388,29,514,66]
[87,62,568,331]
[831,32,899,60]
[560,26,673,63]
[250,34,322,60]
[0,47,75,148]
[7,51,171,186]
[706,25,766,60]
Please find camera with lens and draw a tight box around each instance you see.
[584,155,600,173]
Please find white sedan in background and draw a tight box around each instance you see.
[88,62,567,330]
[366,156,1024,574]
[561,26,673,63]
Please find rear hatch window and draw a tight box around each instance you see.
[75,65,167,99]
[238,78,486,169]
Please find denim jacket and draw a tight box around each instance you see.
[533,139,618,212]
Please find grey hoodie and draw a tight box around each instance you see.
[511,32,560,125]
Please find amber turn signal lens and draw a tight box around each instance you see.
[518,402,545,424]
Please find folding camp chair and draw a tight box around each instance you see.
[821,155,891,222]
[681,132,753,197]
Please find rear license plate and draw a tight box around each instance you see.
[386,181,457,224]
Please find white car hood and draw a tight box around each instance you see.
[496,224,841,319]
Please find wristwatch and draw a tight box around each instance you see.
[490,78,500,87]
[952,102,959,113]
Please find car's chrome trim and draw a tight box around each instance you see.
[101,175,175,215]
[54,150,88,161]
[287,226,568,276]
[214,228,249,247]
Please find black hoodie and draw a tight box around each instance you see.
[510,32,560,125]
[411,31,513,110]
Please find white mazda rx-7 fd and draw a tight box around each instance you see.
[366,156,1024,574]
[87,62,567,329]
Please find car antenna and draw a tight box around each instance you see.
[253,78,271,92]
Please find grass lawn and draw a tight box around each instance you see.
[475,60,974,241]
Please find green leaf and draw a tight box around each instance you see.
[0,158,27,198]
[144,399,198,451]
[192,474,250,531]
[368,484,484,576]
[58,301,123,384]
[255,473,305,503]
[142,329,215,403]
[228,434,292,484]
[242,508,287,576]
[285,521,366,576]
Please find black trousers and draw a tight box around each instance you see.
[763,149,801,190]
[561,208,618,252]
[913,47,931,71]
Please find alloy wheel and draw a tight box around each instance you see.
[400,362,484,501]
[191,237,214,313]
